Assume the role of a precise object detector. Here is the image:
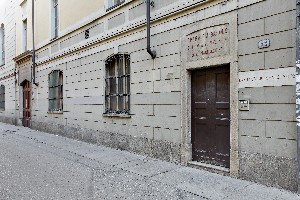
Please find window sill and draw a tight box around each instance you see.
[103,113,131,118]
[50,36,59,42]
[48,111,63,114]
[19,0,27,6]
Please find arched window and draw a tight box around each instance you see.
[0,85,5,110]
[105,54,130,115]
[0,24,5,65]
[48,70,63,112]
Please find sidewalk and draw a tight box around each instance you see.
[0,122,299,200]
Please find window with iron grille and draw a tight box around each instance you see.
[0,85,5,110]
[85,29,90,39]
[105,54,130,115]
[48,70,63,112]
[107,0,125,10]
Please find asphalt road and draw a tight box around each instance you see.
[0,122,299,200]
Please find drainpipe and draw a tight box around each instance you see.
[296,0,300,193]
[32,0,38,86]
[146,0,156,59]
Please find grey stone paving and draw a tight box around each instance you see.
[0,122,299,200]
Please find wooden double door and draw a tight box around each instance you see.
[22,81,31,128]
[191,65,230,168]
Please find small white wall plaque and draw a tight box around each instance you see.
[239,100,250,111]
[258,39,270,49]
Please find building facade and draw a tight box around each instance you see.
[0,0,298,192]
[0,0,17,126]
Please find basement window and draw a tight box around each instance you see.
[0,85,5,110]
[48,70,63,113]
[106,0,125,11]
[104,54,130,116]
[85,29,90,39]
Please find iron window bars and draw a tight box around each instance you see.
[0,85,5,110]
[48,70,63,112]
[105,54,130,115]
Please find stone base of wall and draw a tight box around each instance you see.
[2,119,298,191]
[31,121,181,164]
[239,152,297,192]
[0,116,18,126]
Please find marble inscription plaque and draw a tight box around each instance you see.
[187,24,230,61]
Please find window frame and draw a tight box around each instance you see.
[106,0,125,11]
[51,0,59,39]
[0,24,5,66]
[22,19,28,52]
[48,70,63,113]
[104,53,130,117]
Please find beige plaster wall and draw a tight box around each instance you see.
[35,0,50,45]
[16,0,105,56]
[60,0,104,31]
[16,0,33,55]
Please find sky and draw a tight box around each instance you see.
[0,0,8,23]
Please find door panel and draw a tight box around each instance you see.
[191,65,230,168]
[23,81,31,128]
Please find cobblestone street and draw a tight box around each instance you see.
[0,122,298,200]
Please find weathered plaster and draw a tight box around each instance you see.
[295,0,300,193]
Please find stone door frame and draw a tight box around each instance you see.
[180,12,239,177]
